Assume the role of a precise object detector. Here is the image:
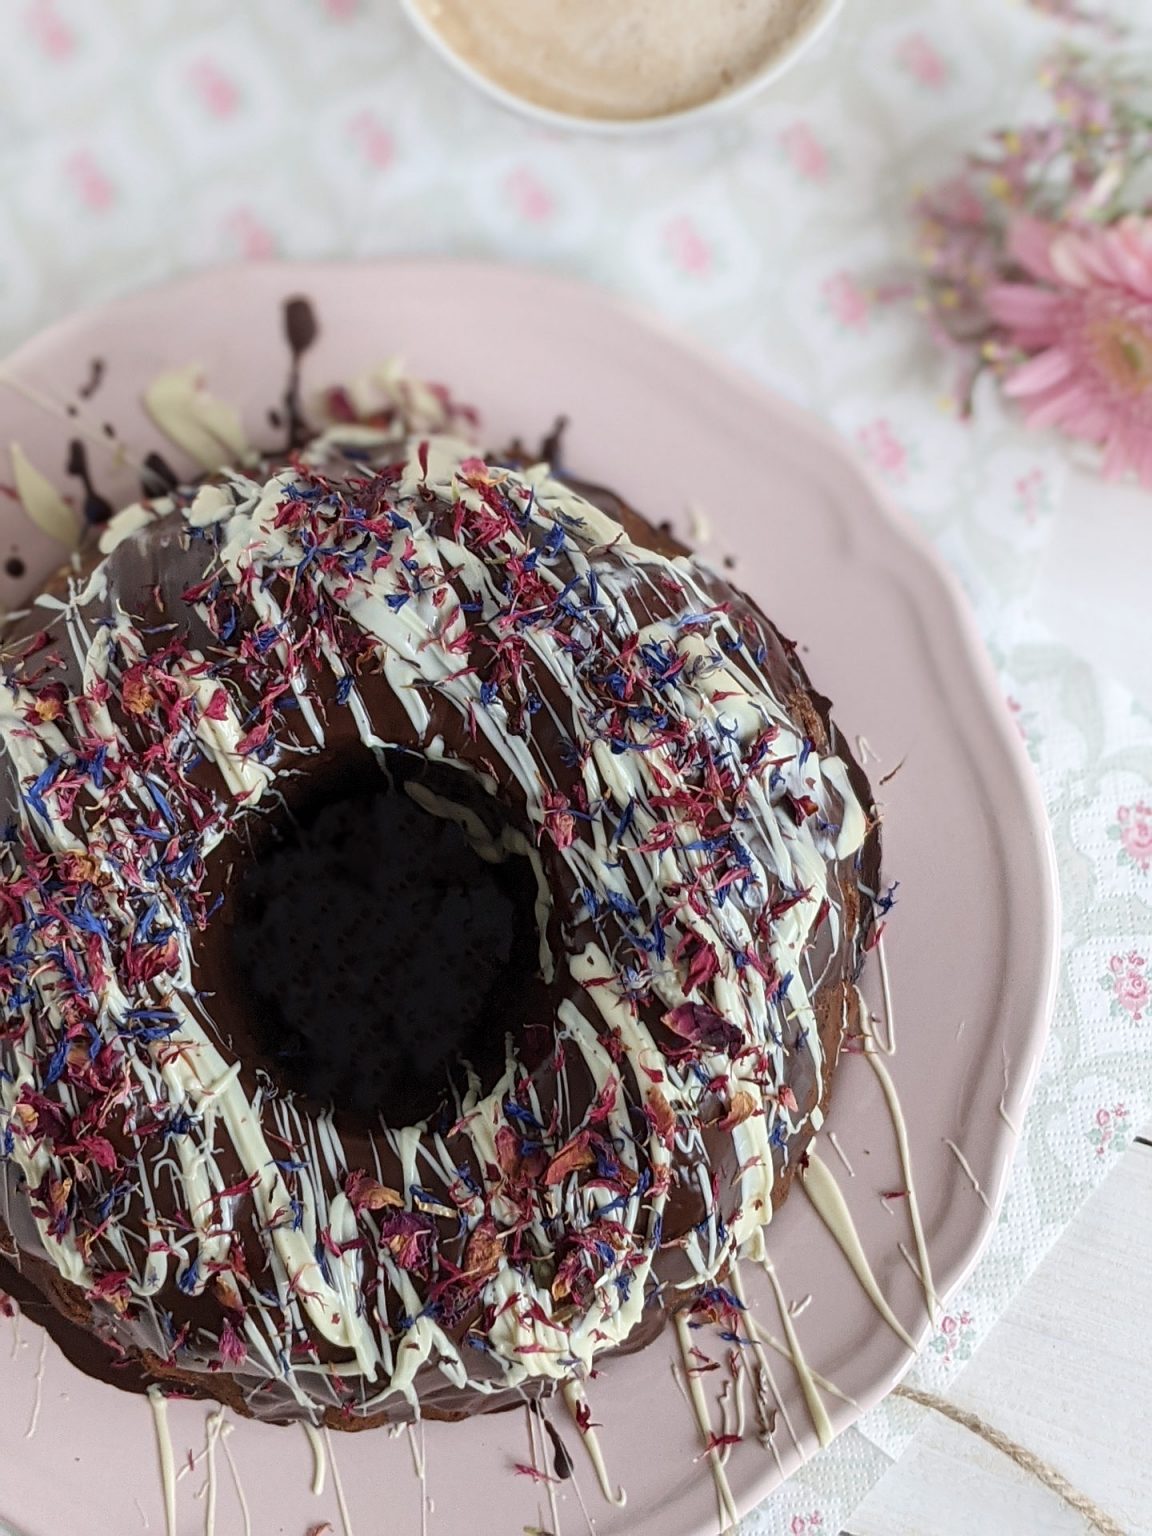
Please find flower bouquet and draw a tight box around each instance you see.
[916,39,1152,485]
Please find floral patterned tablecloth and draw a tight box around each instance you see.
[0,1,1150,1531]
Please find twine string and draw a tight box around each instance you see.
[893,1385,1129,1536]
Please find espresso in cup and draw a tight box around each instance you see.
[413,0,824,123]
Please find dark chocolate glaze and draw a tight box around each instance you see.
[0,433,880,1429]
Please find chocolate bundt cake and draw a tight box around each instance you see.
[0,414,879,1427]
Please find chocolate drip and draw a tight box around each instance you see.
[141,451,181,498]
[282,295,319,450]
[77,357,105,400]
[65,438,114,525]
[532,1402,575,1480]
[539,415,569,468]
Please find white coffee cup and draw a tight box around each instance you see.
[398,0,845,135]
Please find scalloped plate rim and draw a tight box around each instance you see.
[0,260,1060,1536]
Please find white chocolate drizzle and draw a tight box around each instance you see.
[8,442,80,548]
[862,1034,940,1319]
[761,1258,834,1449]
[0,423,872,1431]
[728,1262,800,1455]
[562,1379,627,1507]
[324,1426,356,1536]
[148,1387,178,1536]
[873,931,896,1055]
[143,367,250,473]
[800,1151,916,1350]
[302,1419,328,1496]
[24,1328,47,1440]
[203,1407,226,1536]
[219,1420,253,1536]
[944,1138,993,1213]
[675,1310,739,1531]
[827,1130,855,1177]
[740,1307,858,1409]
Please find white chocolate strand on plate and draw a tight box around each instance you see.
[801,1150,916,1350]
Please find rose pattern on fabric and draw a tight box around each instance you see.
[856,418,913,482]
[1088,1103,1133,1159]
[1013,466,1051,523]
[929,1311,976,1366]
[895,34,950,89]
[778,123,832,182]
[347,109,395,170]
[504,166,555,224]
[1111,802,1152,872]
[188,57,242,119]
[821,272,872,332]
[62,151,116,213]
[663,215,717,277]
[25,0,76,60]
[221,208,278,260]
[1102,952,1148,1022]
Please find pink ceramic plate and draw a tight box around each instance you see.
[0,264,1058,1536]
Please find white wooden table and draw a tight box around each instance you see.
[843,1123,1152,1536]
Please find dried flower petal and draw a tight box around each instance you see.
[464,1219,504,1277]
[345,1170,404,1214]
[716,1090,757,1130]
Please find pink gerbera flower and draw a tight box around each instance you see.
[987,215,1152,485]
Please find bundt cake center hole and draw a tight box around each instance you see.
[228,751,541,1129]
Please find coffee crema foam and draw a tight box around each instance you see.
[414,0,823,122]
